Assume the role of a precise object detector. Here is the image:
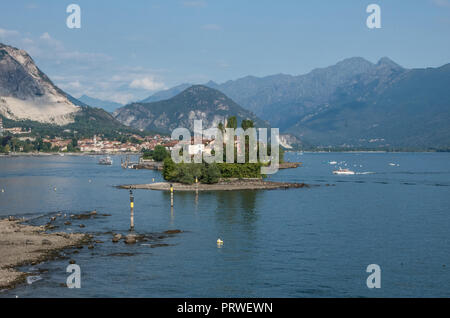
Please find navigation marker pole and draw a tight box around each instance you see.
[129,189,134,231]
[170,184,174,207]
[195,176,199,203]
[195,176,198,192]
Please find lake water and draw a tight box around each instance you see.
[0,152,449,297]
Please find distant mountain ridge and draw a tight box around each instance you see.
[142,57,406,127]
[140,83,192,104]
[78,95,123,113]
[289,63,450,149]
[1,42,448,149]
[140,57,450,149]
[114,85,268,134]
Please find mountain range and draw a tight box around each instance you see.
[1,41,448,150]
[113,85,267,134]
[136,57,450,149]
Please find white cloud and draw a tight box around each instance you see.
[102,93,135,105]
[0,28,20,39]
[66,80,82,89]
[22,38,34,45]
[36,32,110,62]
[217,60,230,68]
[129,76,166,91]
[40,32,51,41]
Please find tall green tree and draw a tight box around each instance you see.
[153,145,169,161]
[241,119,254,131]
[201,163,221,184]
[218,122,224,133]
[226,116,237,129]
[163,157,177,181]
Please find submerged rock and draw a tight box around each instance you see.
[150,244,170,248]
[124,234,137,245]
[112,234,122,243]
[164,229,182,235]
[107,252,136,257]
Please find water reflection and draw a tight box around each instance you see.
[214,191,258,222]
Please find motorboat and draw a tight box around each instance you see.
[333,168,355,175]
[98,156,113,165]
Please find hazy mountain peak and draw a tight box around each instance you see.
[184,84,211,93]
[326,57,375,73]
[140,83,192,103]
[180,84,230,100]
[78,94,123,113]
[205,80,218,87]
[377,57,403,69]
[114,85,267,133]
[337,56,373,66]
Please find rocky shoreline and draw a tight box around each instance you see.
[0,218,89,290]
[119,179,313,191]
[278,162,302,169]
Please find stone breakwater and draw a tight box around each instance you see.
[0,218,88,290]
[119,179,313,192]
[278,162,302,169]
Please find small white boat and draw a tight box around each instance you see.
[333,168,355,175]
[329,161,337,165]
[98,156,113,165]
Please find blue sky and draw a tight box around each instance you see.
[0,0,449,104]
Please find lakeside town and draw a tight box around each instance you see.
[0,117,257,156]
[0,117,181,154]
